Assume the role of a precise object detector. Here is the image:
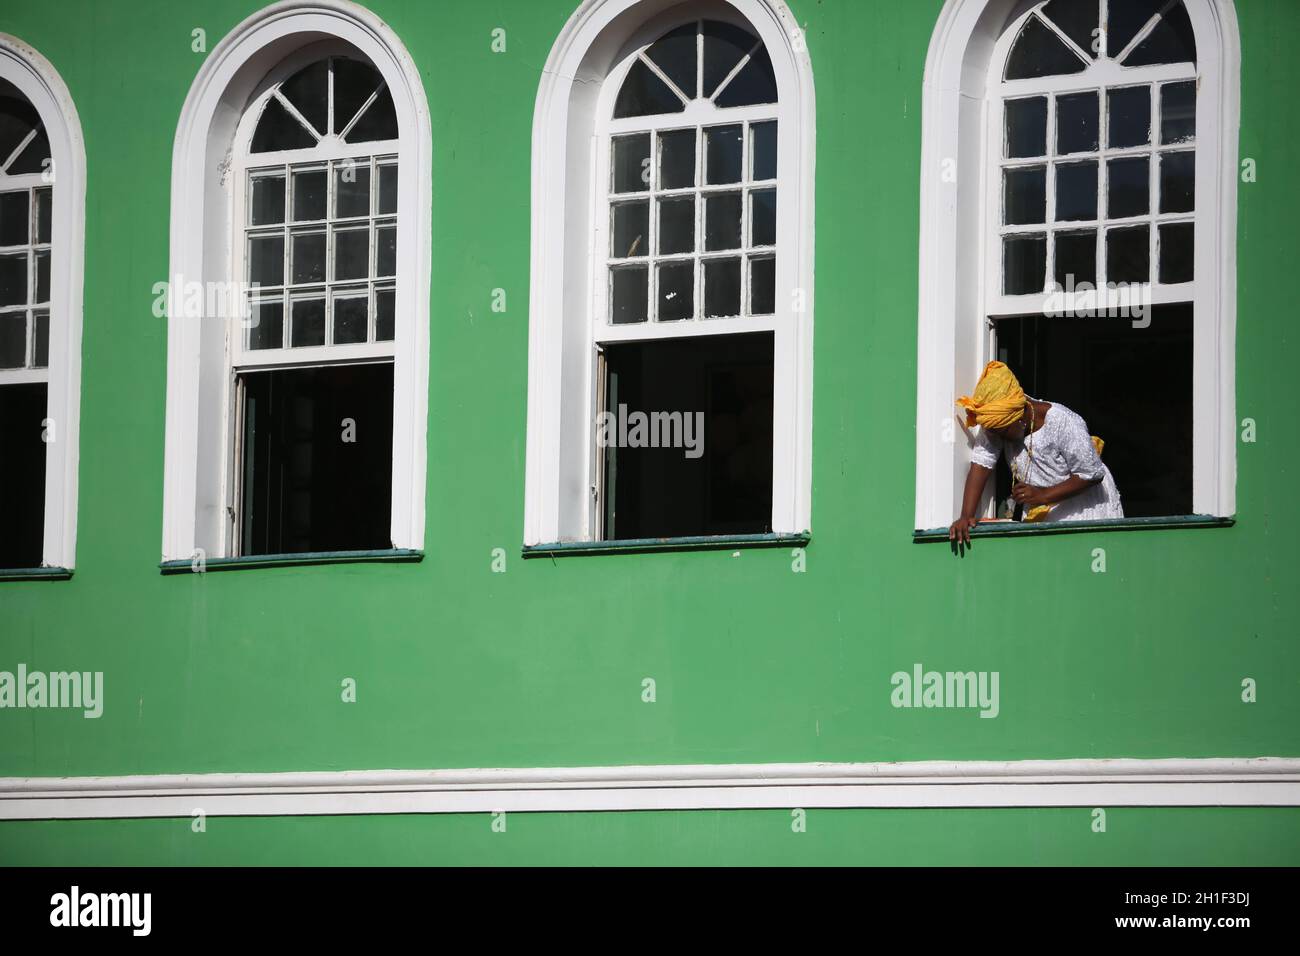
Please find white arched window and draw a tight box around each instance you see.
[0,35,85,575]
[524,0,815,551]
[161,1,431,566]
[914,0,1240,533]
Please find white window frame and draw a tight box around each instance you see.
[524,0,815,547]
[0,34,86,571]
[914,0,1240,531]
[161,0,432,563]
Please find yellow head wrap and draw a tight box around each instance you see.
[956,361,1027,430]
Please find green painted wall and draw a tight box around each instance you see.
[1,0,1297,864]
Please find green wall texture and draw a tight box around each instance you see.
[1,0,1298,864]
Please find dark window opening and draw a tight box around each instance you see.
[600,332,773,540]
[0,383,47,568]
[237,363,393,556]
[994,303,1193,518]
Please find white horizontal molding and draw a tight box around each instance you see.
[2,757,1299,820]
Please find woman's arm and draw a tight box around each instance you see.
[1012,473,1102,508]
[949,463,993,546]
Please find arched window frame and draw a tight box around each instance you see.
[914,0,1240,532]
[523,0,815,548]
[161,0,431,563]
[0,34,86,572]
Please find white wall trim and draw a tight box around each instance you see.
[3,757,1298,819]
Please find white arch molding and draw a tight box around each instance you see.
[161,0,432,562]
[913,0,1240,531]
[0,35,86,570]
[523,0,816,546]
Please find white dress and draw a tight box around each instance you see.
[970,401,1124,521]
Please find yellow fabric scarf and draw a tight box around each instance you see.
[956,361,1026,430]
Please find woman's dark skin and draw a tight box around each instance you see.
[948,399,1103,547]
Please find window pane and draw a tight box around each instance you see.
[750,256,775,315]
[657,197,695,255]
[610,266,648,324]
[0,191,28,246]
[377,163,398,214]
[1004,167,1046,225]
[1107,156,1149,218]
[345,87,398,143]
[248,299,284,350]
[290,297,326,347]
[611,201,649,258]
[1107,225,1150,283]
[614,58,684,118]
[290,231,326,285]
[248,235,284,289]
[1123,1,1196,67]
[333,58,383,134]
[1159,152,1195,214]
[1159,222,1194,283]
[1055,91,1099,154]
[658,129,696,190]
[1054,230,1097,287]
[0,93,40,166]
[750,188,776,246]
[333,294,368,344]
[1003,235,1046,295]
[1005,97,1047,159]
[611,134,651,193]
[376,224,397,277]
[1005,15,1087,80]
[1107,86,1151,149]
[657,262,694,321]
[292,168,328,222]
[705,125,744,185]
[250,174,286,226]
[0,253,26,306]
[645,23,698,99]
[702,21,757,98]
[32,309,49,368]
[35,187,51,244]
[715,46,777,108]
[375,287,395,341]
[34,250,48,303]
[1042,0,1099,58]
[1160,81,1196,144]
[751,121,777,181]
[333,226,369,282]
[8,128,50,176]
[704,192,743,251]
[0,311,24,367]
[279,59,328,135]
[1055,161,1097,221]
[251,96,317,153]
[1107,0,1166,58]
[334,164,371,218]
[704,258,741,317]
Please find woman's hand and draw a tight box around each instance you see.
[1011,482,1051,507]
[948,516,978,547]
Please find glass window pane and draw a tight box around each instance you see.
[0,191,28,246]
[1054,230,1097,288]
[0,311,24,368]
[1005,97,1047,159]
[1055,161,1098,221]
[8,128,50,175]
[33,309,49,368]
[702,21,756,98]
[1107,225,1150,284]
[0,93,40,165]
[34,249,49,304]
[1042,0,1099,58]
[614,58,685,118]
[345,86,398,143]
[0,253,26,306]
[611,134,651,193]
[334,163,371,218]
[610,266,648,324]
[751,121,777,180]
[715,46,777,108]
[248,234,285,288]
[1004,235,1046,295]
[1160,81,1196,144]
[1107,0,1166,57]
[1123,2,1196,68]
[250,174,285,226]
[1004,166,1046,225]
[705,125,744,185]
[658,129,696,190]
[646,23,698,99]
[279,59,328,135]
[290,297,325,347]
[704,258,742,317]
[1107,156,1150,218]
[750,188,776,246]
[333,294,368,344]
[657,262,694,322]
[704,192,743,251]
[248,299,284,350]
[750,256,775,315]
[333,58,383,134]
[1159,222,1194,284]
[657,197,695,255]
[376,224,397,277]
[34,187,52,244]
[292,168,327,222]
[1159,152,1195,213]
[377,163,398,214]
[1107,86,1151,149]
[1055,91,1099,154]
[251,96,317,153]
[375,287,395,341]
[1005,15,1087,80]
[611,201,649,258]
[333,226,369,281]
[290,231,326,285]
